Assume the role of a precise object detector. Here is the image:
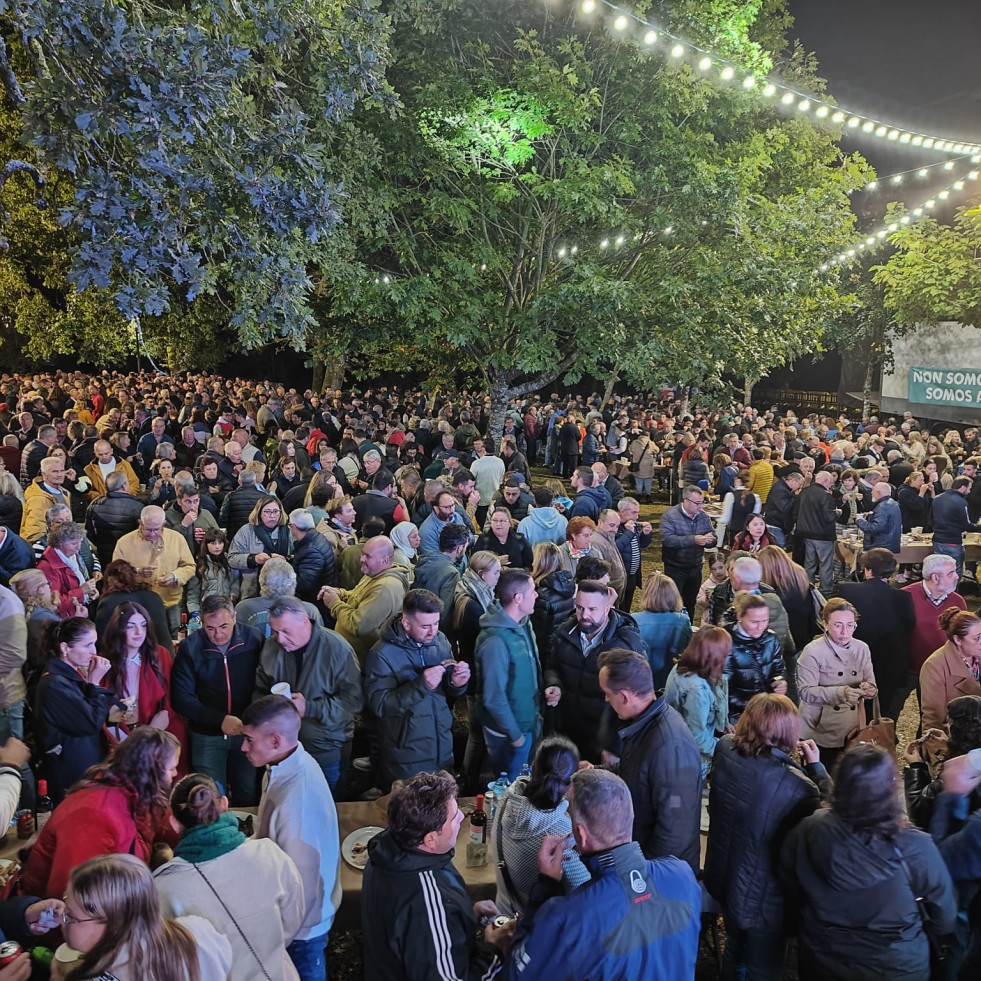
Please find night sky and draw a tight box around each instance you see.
[788,0,981,225]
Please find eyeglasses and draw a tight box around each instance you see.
[61,899,105,926]
[261,508,281,516]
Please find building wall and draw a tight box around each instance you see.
[883,322,981,424]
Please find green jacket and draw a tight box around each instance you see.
[475,602,542,742]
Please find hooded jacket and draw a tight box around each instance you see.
[780,809,956,980]
[362,827,505,981]
[517,506,568,548]
[328,564,409,661]
[567,486,608,522]
[530,570,575,664]
[171,622,263,736]
[545,609,643,760]
[475,602,543,742]
[412,552,461,634]
[364,615,466,785]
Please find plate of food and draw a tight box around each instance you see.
[229,810,255,837]
[342,826,384,870]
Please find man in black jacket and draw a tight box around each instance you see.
[288,507,336,604]
[796,470,838,594]
[762,466,803,549]
[598,648,702,875]
[833,548,915,718]
[219,469,264,538]
[170,595,263,804]
[362,769,511,980]
[546,580,642,763]
[84,470,143,568]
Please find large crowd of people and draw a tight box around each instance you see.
[0,366,978,979]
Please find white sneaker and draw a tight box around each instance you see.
[352,756,373,772]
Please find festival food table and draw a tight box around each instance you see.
[835,530,981,575]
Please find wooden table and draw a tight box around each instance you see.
[836,532,981,573]
[334,795,496,932]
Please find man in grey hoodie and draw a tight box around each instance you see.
[517,487,568,547]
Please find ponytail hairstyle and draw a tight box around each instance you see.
[39,616,96,665]
[169,773,223,831]
[524,735,580,811]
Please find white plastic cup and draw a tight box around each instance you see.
[54,944,82,965]
[271,682,292,700]
[912,526,923,536]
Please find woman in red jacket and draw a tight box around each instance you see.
[100,602,188,774]
[36,521,99,618]
[20,727,180,902]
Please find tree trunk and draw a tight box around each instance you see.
[744,376,756,407]
[312,353,346,394]
[599,369,619,412]
[862,355,877,421]
[679,387,690,418]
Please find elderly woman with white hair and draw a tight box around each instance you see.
[234,556,323,639]
[288,507,336,605]
[37,521,100,618]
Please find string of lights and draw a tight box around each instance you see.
[576,0,981,155]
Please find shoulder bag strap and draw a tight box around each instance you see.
[892,844,949,963]
[495,795,521,908]
[191,861,273,981]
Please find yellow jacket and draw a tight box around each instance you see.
[84,458,141,500]
[112,527,195,609]
[746,460,775,503]
[20,478,69,543]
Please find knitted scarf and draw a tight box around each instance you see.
[174,812,246,863]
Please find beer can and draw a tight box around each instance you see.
[0,941,22,966]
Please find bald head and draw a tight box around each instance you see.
[813,471,834,490]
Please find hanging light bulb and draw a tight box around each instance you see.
[720,66,734,81]
[581,0,596,12]
[762,83,776,97]
[613,15,627,30]
[781,92,795,105]
[832,111,845,123]
[797,99,810,111]
[643,30,657,44]
[815,105,829,118]
[917,168,928,177]
[698,56,712,70]
[743,76,756,89]
[670,43,684,58]
[861,121,875,133]
[847,117,861,128]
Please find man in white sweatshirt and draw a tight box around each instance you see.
[243,694,340,981]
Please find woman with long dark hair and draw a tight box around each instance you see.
[22,728,181,901]
[153,774,303,979]
[780,745,956,981]
[92,559,173,655]
[492,735,589,916]
[58,853,231,980]
[101,602,188,771]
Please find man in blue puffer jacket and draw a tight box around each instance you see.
[508,768,700,981]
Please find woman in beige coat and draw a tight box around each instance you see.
[797,597,877,774]
[919,608,981,733]
[628,431,657,503]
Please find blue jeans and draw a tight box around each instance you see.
[766,525,786,548]
[722,918,786,981]
[0,700,34,811]
[191,732,258,806]
[934,542,965,581]
[483,728,532,782]
[287,934,327,981]
[633,477,652,495]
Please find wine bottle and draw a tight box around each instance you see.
[469,793,487,845]
[35,779,52,833]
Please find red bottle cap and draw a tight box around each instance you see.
[475,793,484,812]
[38,779,47,796]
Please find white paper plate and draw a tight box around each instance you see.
[342,826,384,870]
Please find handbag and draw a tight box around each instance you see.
[892,845,951,975]
[191,861,273,980]
[844,694,896,750]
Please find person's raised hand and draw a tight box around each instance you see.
[797,739,820,765]
[422,664,445,690]
[0,737,29,770]
[941,752,981,796]
[537,834,568,881]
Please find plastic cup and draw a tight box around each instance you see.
[271,682,292,700]
[54,944,82,965]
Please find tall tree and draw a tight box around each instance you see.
[0,0,392,349]
[324,0,869,436]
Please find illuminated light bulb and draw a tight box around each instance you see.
[662,225,673,234]
[877,230,888,238]
[720,66,734,81]
[571,246,578,253]
[615,236,625,245]
[969,171,980,180]
[613,15,627,30]
[820,264,828,271]
[581,0,595,12]
[847,249,856,256]
[762,83,776,97]
[558,248,567,256]
[900,133,911,143]
[861,121,875,133]
[867,181,878,190]
[892,175,903,184]
[954,181,965,190]
[374,278,380,284]
[917,168,928,177]
[938,190,949,199]
[913,208,923,216]
[944,161,955,170]
[923,138,934,148]
[743,76,756,89]
[644,30,657,44]
[815,105,829,118]
[888,223,898,232]
[901,216,910,223]
[888,130,899,140]
[781,92,795,105]
[600,239,609,248]
[698,56,712,70]
[875,126,887,137]
[382,276,390,284]
[701,220,708,226]
[847,117,861,128]
[955,144,964,152]
[670,43,684,58]
[798,99,810,111]
[911,136,923,146]
[972,155,981,163]
[866,236,875,245]
[832,111,845,123]
[925,199,936,208]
